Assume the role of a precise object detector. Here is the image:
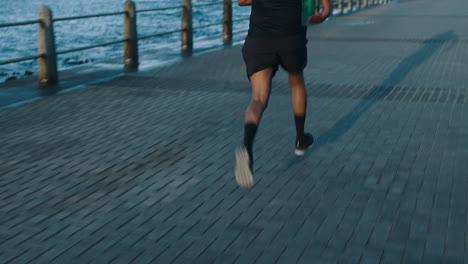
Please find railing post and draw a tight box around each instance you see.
[223,0,232,45]
[181,0,193,55]
[38,6,58,86]
[356,0,361,9]
[124,0,139,70]
[338,0,344,14]
[348,0,353,12]
[363,0,368,7]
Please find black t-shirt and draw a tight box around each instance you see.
[248,0,307,38]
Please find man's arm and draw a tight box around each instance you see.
[308,0,331,24]
[238,0,252,6]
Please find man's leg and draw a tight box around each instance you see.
[236,67,274,188]
[289,72,307,138]
[245,67,274,125]
[289,72,314,155]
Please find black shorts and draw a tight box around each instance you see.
[242,33,308,78]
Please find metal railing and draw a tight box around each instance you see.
[0,0,391,86]
[332,0,392,14]
[0,19,44,69]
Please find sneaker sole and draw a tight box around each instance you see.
[295,149,306,156]
[235,146,254,188]
[295,145,313,156]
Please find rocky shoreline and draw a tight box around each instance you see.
[0,57,94,84]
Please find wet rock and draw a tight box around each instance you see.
[24,71,34,76]
[6,76,18,81]
[64,58,90,65]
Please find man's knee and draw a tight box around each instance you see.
[252,98,268,110]
[288,72,304,85]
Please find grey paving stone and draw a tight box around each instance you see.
[337,248,362,264]
[381,248,404,264]
[402,239,426,264]
[254,244,287,264]
[152,240,193,263]
[360,248,384,264]
[232,246,264,264]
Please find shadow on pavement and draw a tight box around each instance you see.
[287,30,457,167]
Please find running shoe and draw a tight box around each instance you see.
[295,133,314,156]
[235,144,254,188]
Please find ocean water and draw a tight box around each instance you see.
[0,0,251,82]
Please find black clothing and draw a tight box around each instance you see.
[242,34,307,77]
[248,0,307,38]
[243,123,258,169]
[294,114,306,141]
[242,0,308,77]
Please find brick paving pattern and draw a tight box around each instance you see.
[0,0,467,263]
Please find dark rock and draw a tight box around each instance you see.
[64,57,90,65]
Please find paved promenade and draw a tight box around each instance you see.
[0,0,467,263]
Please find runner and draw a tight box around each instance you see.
[235,0,331,188]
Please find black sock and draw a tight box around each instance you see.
[243,123,258,158]
[294,115,305,141]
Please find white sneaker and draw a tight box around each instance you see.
[235,145,254,188]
